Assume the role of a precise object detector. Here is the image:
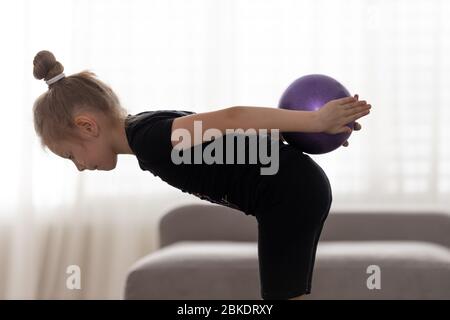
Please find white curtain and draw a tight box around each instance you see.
[0,0,449,299]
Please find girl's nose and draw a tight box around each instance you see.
[75,162,86,172]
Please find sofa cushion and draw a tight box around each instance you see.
[125,241,260,299]
[310,241,450,299]
[124,241,450,300]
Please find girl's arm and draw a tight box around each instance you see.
[171,96,371,148]
[171,106,317,148]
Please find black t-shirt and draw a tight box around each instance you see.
[124,109,284,216]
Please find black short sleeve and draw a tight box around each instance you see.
[125,110,195,166]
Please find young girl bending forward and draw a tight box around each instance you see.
[32,50,371,300]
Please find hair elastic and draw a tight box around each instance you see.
[46,73,65,86]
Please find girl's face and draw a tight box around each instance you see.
[48,113,118,171]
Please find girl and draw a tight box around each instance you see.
[32,50,371,300]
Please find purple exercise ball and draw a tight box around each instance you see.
[278,74,354,154]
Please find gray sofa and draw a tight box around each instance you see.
[124,204,450,299]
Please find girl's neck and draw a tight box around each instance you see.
[112,115,134,155]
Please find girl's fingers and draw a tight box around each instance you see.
[343,126,353,134]
[342,100,368,110]
[337,96,357,105]
[345,109,370,123]
[339,93,359,106]
[345,103,371,116]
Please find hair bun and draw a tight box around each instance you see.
[33,50,64,82]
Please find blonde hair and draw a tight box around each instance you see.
[32,50,128,148]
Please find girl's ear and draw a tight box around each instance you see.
[74,115,100,137]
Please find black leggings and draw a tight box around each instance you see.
[253,144,332,300]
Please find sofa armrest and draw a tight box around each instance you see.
[158,204,257,248]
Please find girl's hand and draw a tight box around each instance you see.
[315,94,371,135]
[343,93,362,147]
[342,121,362,147]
